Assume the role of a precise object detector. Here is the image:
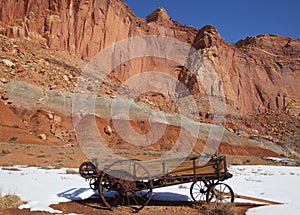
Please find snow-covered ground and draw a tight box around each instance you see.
[227,165,300,215]
[1,165,300,214]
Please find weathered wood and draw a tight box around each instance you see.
[235,194,282,205]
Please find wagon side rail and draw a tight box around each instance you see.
[150,155,232,189]
[166,155,231,179]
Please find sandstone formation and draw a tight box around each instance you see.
[0,0,197,60]
[180,25,300,114]
[0,0,299,161]
[0,0,299,115]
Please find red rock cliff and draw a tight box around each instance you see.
[0,0,198,60]
[179,25,300,114]
[0,0,299,115]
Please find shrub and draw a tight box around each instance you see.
[1,167,20,171]
[201,203,236,215]
[65,169,79,174]
[178,184,188,189]
[0,194,23,210]
[9,136,18,142]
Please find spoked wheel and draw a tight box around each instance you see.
[89,177,99,190]
[206,183,234,203]
[79,161,97,179]
[190,180,208,203]
[98,160,153,212]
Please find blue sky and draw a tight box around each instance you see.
[123,0,300,43]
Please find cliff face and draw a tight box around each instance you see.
[0,0,197,60]
[234,34,300,114]
[181,25,300,114]
[0,0,299,115]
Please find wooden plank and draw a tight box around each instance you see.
[141,155,228,178]
[170,165,218,176]
[235,194,282,205]
[169,158,226,176]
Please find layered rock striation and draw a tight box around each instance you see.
[0,0,197,59]
[181,25,300,114]
[0,0,299,115]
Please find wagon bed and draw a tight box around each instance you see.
[164,155,230,179]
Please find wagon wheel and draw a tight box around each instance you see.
[206,183,234,203]
[190,180,207,203]
[79,161,97,179]
[89,177,99,190]
[98,160,153,212]
[190,179,216,204]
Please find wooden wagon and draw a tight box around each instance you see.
[79,154,234,212]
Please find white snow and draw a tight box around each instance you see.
[227,165,300,215]
[264,157,295,164]
[0,166,94,213]
[1,165,300,214]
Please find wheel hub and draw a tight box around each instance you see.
[118,178,136,195]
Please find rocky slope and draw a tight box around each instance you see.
[0,0,299,162]
[0,35,289,162]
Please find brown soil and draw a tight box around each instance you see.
[0,141,280,169]
[0,198,259,215]
[0,142,86,168]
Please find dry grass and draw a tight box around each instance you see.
[65,169,79,174]
[201,203,236,215]
[1,167,20,171]
[0,193,23,210]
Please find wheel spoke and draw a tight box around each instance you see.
[135,164,141,176]
[126,195,130,206]
[194,192,201,199]
[132,195,139,206]
[121,195,125,206]
[222,185,227,193]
